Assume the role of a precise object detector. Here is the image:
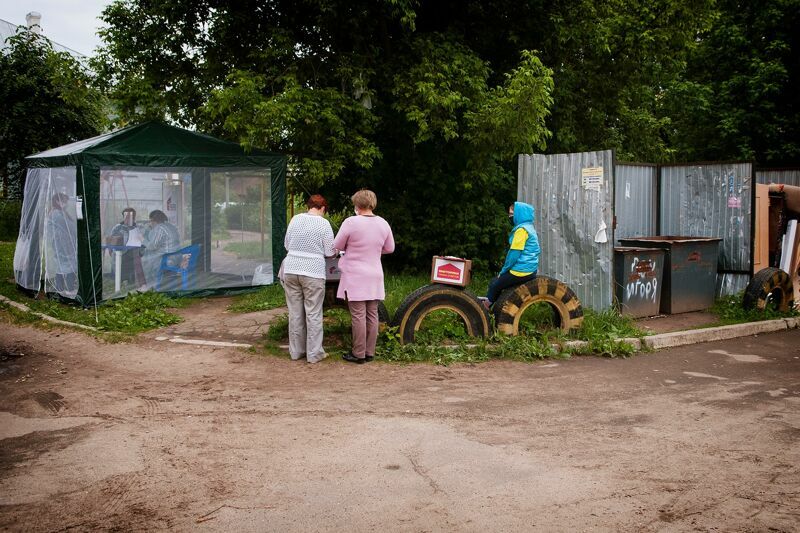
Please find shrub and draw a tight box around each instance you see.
[0,201,21,241]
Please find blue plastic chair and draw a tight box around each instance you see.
[156,244,200,290]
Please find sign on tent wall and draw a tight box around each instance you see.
[517,150,615,311]
[659,162,754,296]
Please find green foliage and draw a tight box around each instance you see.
[567,337,637,358]
[664,0,800,165]
[465,50,554,160]
[0,29,106,199]
[94,0,799,272]
[204,72,381,190]
[93,1,555,269]
[223,241,271,260]
[414,309,469,344]
[96,292,183,332]
[477,335,562,362]
[518,302,561,334]
[0,201,22,240]
[223,203,267,232]
[542,0,717,161]
[710,292,799,326]
[266,313,289,341]
[229,284,287,313]
[573,308,643,342]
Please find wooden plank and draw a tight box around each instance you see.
[754,184,770,272]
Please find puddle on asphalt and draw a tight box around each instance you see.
[708,349,767,363]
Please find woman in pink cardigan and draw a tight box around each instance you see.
[333,190,395,364]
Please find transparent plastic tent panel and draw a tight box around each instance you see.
[99,167,273,299]
[14,167,79,299]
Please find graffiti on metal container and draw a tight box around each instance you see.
[626,257,659,303]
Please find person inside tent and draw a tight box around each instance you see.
[108,207,146,287]
[483,201,540,308]
[46,192,78,296]
[141,209,181,288]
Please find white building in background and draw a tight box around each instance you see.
[0,12,85,59]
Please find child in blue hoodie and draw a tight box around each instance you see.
[485,201,540,307]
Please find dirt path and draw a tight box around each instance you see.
[141,297,287,344]
[1,320,798,531]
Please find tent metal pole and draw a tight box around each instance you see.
[80,168,99,322]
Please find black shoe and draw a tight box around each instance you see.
[342,353,366,364]
[364,355,374,362]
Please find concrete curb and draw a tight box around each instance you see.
[0,294,99,331]
[559,318,797,353]
[639,319,791,350]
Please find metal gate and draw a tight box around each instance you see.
[614,163,657,244]
[517,150,615,310]
[659,162,754,295]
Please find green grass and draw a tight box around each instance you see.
[709,291,799,326]
[228,283,286,312]
[211,229,231,241]
[259,282,647,363]
[222,240,270,259]
[383,273,491,316]
[0,241,185,334]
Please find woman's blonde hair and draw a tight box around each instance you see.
[352,189,377,210]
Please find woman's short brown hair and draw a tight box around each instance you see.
[351,189,377,211]
[306,194,328,210]
[149,209,168,224]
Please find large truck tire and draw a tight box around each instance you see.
[392,284,491,345]
[742,267,793,312]
[494,276,584,335]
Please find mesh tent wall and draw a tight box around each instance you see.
[15,121,287,306]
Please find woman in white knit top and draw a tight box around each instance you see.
[282,194,335,363]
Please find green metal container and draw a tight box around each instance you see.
[614,247,665,318]
[617,236,721,314]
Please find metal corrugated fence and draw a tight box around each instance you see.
[756,168,800,187]
[614,164,657,244]
[517,151,614,311]
[659,162,753,296]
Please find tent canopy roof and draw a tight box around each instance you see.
[27,121,283,168]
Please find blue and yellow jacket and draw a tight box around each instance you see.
[499,201,540,276]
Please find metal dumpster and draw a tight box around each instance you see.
[617,236,722,314]
[614,247,665,318]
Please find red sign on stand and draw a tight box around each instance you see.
[430,256,472,287]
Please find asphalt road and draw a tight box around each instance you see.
[0,324,798,532]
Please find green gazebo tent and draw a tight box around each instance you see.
[13,121,286,306]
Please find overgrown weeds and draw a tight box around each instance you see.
[228,283,286,312]
[261,304,644,365]
[96,292,183,332]
[710,291,799,326]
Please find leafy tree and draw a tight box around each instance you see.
[538,0,718,162]
[0,28,106,199]
[95,0,554,269]
[665,0,800,165]
[103,0,800,267]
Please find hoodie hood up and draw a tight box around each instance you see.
[513,201,535,226]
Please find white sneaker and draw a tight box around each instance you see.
[307,352,328,364]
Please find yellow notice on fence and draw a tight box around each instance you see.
[581,166,604,191]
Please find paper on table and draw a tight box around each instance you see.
[126,227,143,247]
